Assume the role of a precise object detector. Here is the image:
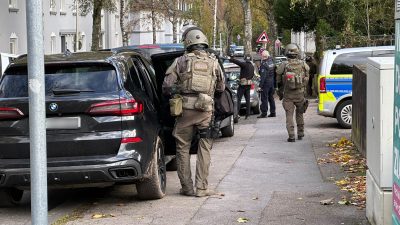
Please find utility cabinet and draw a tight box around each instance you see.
[366,57,394,225]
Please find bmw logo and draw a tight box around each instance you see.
[49,103,58,112]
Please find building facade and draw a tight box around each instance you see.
[0,0,189,55]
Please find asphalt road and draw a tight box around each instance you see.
[0,99,369,225]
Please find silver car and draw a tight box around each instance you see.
[223,62,260,116]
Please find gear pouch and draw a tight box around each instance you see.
[285,72,297,89]
[169,94,183,116]
[194,93,213,112]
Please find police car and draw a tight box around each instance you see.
[317,46,394,128]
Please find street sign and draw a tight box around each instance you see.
[256,31,269,43]
[394,19,400,225]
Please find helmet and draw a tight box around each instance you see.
[285,43,299,57]
[182,27,208,49]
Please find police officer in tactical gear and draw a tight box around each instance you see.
[229,54,255,119]
[162,27,225,197]
[257,50,276,118]
[276,44,310,142]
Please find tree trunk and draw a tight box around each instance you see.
[120,0,128,46]
[172,15,177,43]
[241,0,252,55]
[91,0,103,51]
[150,0,157,44]
[266,10,277,55]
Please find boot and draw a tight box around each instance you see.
[195,189,215,197]
[268,113,276,117]
[287,137,295,142]
[257,114,267,118]
[298,134,304,140]
[180,188,195,196]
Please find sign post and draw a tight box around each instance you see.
[256,31,269,51]
[26,0,48,224]
[394,3,400,225]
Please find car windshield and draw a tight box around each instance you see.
[0,64,118,98]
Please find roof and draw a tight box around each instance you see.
[326,46,394,55]
[11,51,140,65]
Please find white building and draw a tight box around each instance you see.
[0,0,189,56]
[291,31,316,58]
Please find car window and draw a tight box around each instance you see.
[132,57,157,102]
[127,58,145,91]
[330,51,372,75]
[372,50,394,57]
[0,64,118,98]
[139,57,157,89]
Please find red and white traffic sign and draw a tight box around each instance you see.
[256,31,269,43]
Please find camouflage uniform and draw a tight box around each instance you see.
[162,50,225,195]
[276,58,310,141]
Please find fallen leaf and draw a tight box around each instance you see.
[237,210,246,212]
[237,217,249,223]
[297,197,303,200]
[252,197,259,200]
[338,200,350,205]
[320,198,334,205]
[92,214,105,219]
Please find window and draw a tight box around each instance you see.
[9,33,18,54]
[50,33,56,54]
[8,0,17,8]
[61,35,66,53]
[0,64,118,98]
[132,58,157,102]
[330,51,372,75]
[59,0,65,12]
[50,0,56,13]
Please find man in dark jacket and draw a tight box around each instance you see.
[257,50,276,118]
[229,54,254,119]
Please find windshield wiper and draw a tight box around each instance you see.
[52,88,95,95]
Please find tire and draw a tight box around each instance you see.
[0,188,24,207]
[252,101,261,115]
[166,157,178,171]
[136,136,166,200]
[336,100,352,129]
[220,115,234,137]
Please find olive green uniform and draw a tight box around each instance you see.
[162,50,225,193]
[276,59,310,139]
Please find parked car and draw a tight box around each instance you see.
[233,46,244,57]
[224,62,261,116]
[0,53,17,77]
[317,46,394,128]
[0,51,167,204]
[113,45,237,139]
[273,55,287,66]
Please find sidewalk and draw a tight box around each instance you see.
[49,100,370,225]
[191,100,369,225]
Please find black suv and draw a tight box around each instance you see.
[0,51,166,203]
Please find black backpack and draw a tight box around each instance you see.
[214,88,234,121]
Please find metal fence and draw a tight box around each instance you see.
[321,34,395,50]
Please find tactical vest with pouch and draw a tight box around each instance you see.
[284,60,305,90]
[179,52,217,111]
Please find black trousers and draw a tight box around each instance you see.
[260,86,276,115]
[237,85,251,117]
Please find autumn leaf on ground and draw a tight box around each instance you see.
[91,214,115,219]
[237,217,249,223]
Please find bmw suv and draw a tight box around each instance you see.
[0,51,167,204]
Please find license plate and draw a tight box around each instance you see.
[46,117,81,130]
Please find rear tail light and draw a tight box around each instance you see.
[250,83,255,90]
[319,77,326,93]
[87,98,143,116]
[121,137,143,144]
[0,107,24,120]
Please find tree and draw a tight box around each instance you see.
[76,0,117,51]
[241,0,252,54]
[120,0,129,46]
